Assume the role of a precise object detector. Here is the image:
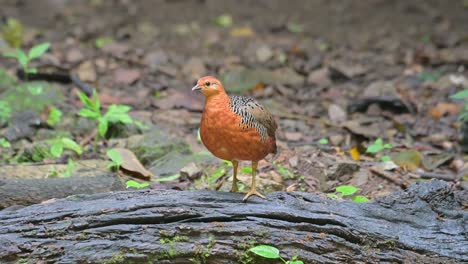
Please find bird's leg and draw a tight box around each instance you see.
[243,161,266,201]
[231,160,239,193]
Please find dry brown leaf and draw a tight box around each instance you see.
[428,102,460,120]
[113,148,154,180]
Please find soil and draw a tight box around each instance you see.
[1,0,468,202]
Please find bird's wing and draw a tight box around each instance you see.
[229,96,278,140]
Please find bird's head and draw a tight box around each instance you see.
[192,76,225,97]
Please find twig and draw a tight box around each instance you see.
[418,172,457,181]
[369,167,409,189]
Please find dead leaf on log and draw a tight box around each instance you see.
[113,148,154,180]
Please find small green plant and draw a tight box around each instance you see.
[213,14,233,27]
[0,99,12,123]
[62,158,76,177]
[47,107,62,126]
[49,137,82,158]
[274,161,294,179]
[95,36,114,48]
[0,138,11,148]
[249,245,303,264]
[125,180,150,189]
[451,89,468,121]
[286,22,304,33]
[318,138,329,145]
[366,138,393,162]
[78,90,134,151]
[2,42,50,75]
[107,149,123,170]
[327,185,369,203]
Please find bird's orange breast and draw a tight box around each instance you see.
[200,99,275,162]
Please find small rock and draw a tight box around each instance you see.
[329,60,368,79]
[307,68,331,87]
[328,104,347,122]
[66,48,84,64]
[113,68,141,85]
[144,50,169,69]
[288,156,299,168]
[284,131,302,141]
[329,134,344,146]
[180,162,203,180]
[182,57,206,80]
[76,61,97,82]
[256,45,273,62]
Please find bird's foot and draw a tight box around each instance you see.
[230,185,239,193]
[242,189,266,202]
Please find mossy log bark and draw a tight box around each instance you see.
[0,174,126,208]
[0,180,466,263]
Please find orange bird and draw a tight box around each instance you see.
[193,76,278,201]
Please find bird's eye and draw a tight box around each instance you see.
[205,81,211,86]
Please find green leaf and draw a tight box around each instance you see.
[214,14,233,27]
[288,261,304,264]
[335,185,358,196]
[77,91,95,109]
[95,36,114,48]
[47,107,62,126]
[79,108,100,119]
[380,155,392,162]
[451,89,468,99]
[286,22,304,33]
[0,138,11,148]
[249,245,280,259]
[28,42,50,60]
[92,89,100,112]
[126,180,150,189]
[98,118,108,137]
[327,193,338,199]
[366,138,384,153]
[240,167,252,174]
[318,138,329,145]
[153,174,180,182]
[352,195,369,203]
[103,104,133,124]
[61,138,82,155]
[383,143,393,149]
[26,67,37,74]
[50,142,64,158]
[17,49,28,69]
[61,158,75,178]
[107,149,123,165]
[2,51,19,58]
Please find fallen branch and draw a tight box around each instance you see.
[0,180,465,263]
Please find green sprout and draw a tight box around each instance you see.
[214,14,233,28]
[61,158,76,177]
[49,137,82,158]
[327,185,369,203]
[366,138,393,162]
[249,245,303,264]
[106,149,123,170]
[78,90,134,151]
[47,107,62,126]
[0,138,11,148]
[126,180,150,189]
[2,42,50,76]
[451,89,468,121]
[95,36,114,48]
[318,138,329,145]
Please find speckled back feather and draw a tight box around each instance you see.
[229,95,278,143]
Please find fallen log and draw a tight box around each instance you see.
[0,173,126,208]
[0,180,466,263]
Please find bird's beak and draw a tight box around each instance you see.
[192,84,202,91]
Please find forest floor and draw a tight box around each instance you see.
[1,0,468,204]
